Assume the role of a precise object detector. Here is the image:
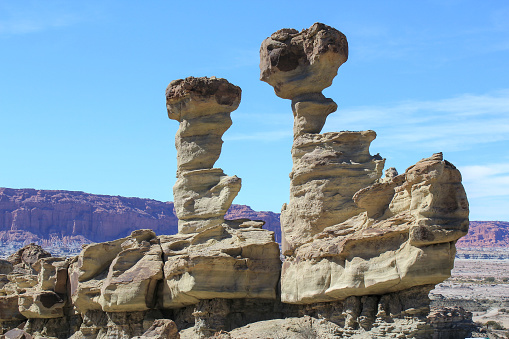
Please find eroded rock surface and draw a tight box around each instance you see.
[166,76,242,234]
[0,22,471,339]
[160,222,280,309]
[69,229,163,313]
[261,23,469,307]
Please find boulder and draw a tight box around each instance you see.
[260,22,348,101]
[69,229,163,313]
[7,244,51,272]
[133,319,180,339]
[18,291,65,319]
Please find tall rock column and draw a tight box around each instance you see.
[165,76,242,234]
[260,23,385,254]
[261,23,469,313]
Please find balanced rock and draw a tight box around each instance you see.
[166,76,242,234]
[261,23,469,306]
[260,22,348,100]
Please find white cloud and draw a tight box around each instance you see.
[460,163,509,199]
[325,89,509,152]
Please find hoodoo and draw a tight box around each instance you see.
[261,22,469,336]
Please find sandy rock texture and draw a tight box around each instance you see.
[261,23,469,305]
[166,77,242,234]
[160,222,280,309]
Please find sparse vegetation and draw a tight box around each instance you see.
[484,276,496,283]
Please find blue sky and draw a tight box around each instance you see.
[1,1,508,221]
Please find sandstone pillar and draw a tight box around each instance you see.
[165,76,242,234]
[260,23,385,254]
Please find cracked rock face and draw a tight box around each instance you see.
[166,76,242,234]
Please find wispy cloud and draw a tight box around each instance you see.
[0,2,80,35]
[325,89,509,152]
[460,163,509,199]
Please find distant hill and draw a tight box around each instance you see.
[0,188,280,247]
[456,221,509,249]
[0,187,506,250]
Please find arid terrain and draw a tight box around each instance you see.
[431,249,509,332]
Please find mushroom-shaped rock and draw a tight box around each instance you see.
[260,23,348,137]
[260,22,348,99]
[166,76,243,234]
[166,76,241,173]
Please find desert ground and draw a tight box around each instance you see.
[431,250,509,330]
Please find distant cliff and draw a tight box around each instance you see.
[0,187,505,248]
[0,187,280,245]
[456,220,509,248]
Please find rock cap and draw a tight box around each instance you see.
[166,76,241,121]
[260,22,348,99]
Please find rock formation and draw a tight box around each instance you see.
[0,187,179,244]
[457,220,509,248]
[0,187,280,252]
[0,22,471,339]
[260,21,469,332]
[166,77,242,234]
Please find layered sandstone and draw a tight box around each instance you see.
[162,75,281,321]
[0,22,472,339]
[261,23,469,305]
[166,77,242,234]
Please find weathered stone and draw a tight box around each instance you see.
[166,76,243,234]
[280,154,468,303]
[2,328,33,339]
[0,260,13,275]
[7,244,51,272]
[70,229,163,313]
[33,257,69,294]
[261,24,468,307]
[0,295,25,321]
[160,224,280,309]
[133,319,180,339]
[18,291,65,319]
[281,130,385,254]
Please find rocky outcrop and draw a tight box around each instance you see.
[160,221,280,309]
[161,75,281,336]
[166,77,242,234]
[261,23,469,307]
